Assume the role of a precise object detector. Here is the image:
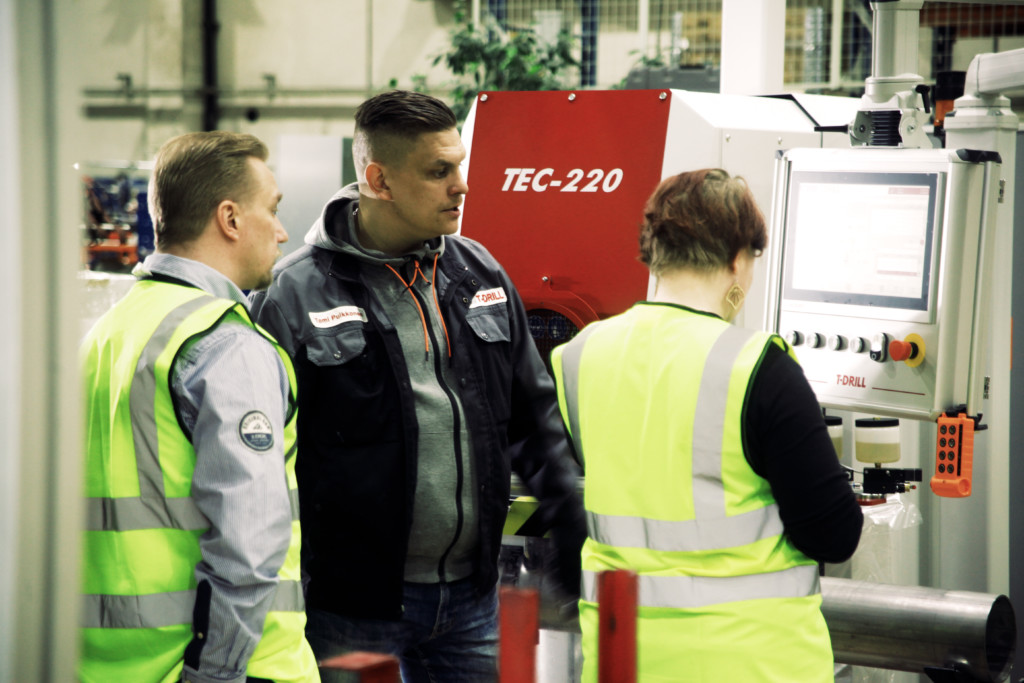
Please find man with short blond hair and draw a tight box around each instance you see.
[80,131,319,683]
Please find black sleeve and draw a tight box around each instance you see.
[744,343,863,564]
[248,289,296,357]
[501,270,586,598]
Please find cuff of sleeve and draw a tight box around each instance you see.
[181,664,247,683]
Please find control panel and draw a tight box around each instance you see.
[764,148,999,420]
[931,412,975,498]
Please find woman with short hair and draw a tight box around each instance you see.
[552,168,863,682]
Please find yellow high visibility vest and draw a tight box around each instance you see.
[552,303,832,683]
[79,279,318,683]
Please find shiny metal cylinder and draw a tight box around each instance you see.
[821,577,1016,682]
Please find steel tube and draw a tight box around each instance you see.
[821,577,1016,682]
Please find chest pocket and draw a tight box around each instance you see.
[465,306,511,344]
[298,324,396,449]
[305,327,367,366]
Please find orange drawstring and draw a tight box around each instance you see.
[430,254,452,358]
[384,255,452,360]
[385,262,430,357]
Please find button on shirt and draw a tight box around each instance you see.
[135,254,294,683]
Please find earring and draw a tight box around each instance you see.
[725,283,745,312]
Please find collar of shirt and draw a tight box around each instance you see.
[133,253,249,308]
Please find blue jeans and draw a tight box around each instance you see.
[307,578,499,683]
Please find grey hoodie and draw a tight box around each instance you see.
[306,183,477,584]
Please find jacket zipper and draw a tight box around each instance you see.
[408,283,465,583]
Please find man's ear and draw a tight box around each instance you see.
[214,199,241,242]
[365,162,392,201]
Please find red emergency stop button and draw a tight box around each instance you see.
[889,339,918,362]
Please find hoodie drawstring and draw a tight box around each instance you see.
[430,254,453,358]
[384,253,452,360]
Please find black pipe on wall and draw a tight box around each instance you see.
[580,0,597,88]
[202,0,219,131]
[487,0,506,29]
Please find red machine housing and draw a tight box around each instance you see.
[460,90,673,352]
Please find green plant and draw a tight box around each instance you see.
[433,1,579,122]
[387,74,429,93]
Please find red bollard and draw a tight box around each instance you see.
[319,651,401,683]
[598,569,638,683]
[499,585,540,683]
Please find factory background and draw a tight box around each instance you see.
[3,1,1024,681]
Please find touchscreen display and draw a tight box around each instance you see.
[783,171,939,311]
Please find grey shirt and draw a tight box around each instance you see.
[333,206,478,583]
[136,254,294,683]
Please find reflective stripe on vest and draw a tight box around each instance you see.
[85,452,301,531]
[691,325,755,513]
[587,503,783,552]
[557,323,598,465]
[82,579,306,629]
[581,564,820,609]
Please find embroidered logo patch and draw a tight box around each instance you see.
[239,411,274,451]
[309,305,368,329]
[469,287,507,308]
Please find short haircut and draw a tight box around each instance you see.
[352,90,458,176]
[149,131,268,249]
[639,168,766,275]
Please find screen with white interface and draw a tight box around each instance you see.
[782,171,939,311]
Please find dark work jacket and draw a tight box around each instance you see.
[250,234,585,620]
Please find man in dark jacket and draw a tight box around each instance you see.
[249,90,586,682]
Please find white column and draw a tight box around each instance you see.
[638,0,650,61]
[720,0,786,95]
[0,2,21,675]
[6,1,84,681]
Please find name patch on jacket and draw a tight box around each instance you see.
[309,305,368,328]
[239,411,274,451]
[469,287,507,308]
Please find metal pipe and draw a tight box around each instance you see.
[580,0,598,87]
[201,0,219,131]
[821,577,1016,681]
[503,541,1017,680]
[829,0,844,88]
[83,85,372,99]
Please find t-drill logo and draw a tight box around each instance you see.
[837,374,867,388]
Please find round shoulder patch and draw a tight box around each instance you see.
[239,411,274,451]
